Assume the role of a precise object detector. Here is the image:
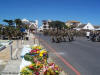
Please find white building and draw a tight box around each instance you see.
[22,19,30,25]
[75,22,95,31]
[22,19,38,29]
[38,25,43,31]
[82,22,95,30]
[39,20,52,31]
[29,20,38,29]
[95,28,100,31]
[22,19,29,23]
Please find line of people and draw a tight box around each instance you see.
[49,29,75,43]
[43,29,100,43]
[86,31,100,42]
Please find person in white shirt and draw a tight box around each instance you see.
[86,31,90,39]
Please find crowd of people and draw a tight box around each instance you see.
[43,29,100,43]
[43,29,77,43]
[86,31,100,42]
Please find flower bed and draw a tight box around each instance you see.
[20,45,62,75]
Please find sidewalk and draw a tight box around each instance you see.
[0,40,20,74]
[1,34,39,75]
[1,40,22,75]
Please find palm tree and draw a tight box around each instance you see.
[14,19,22,37]
[14,19,22,28]
[49,20,66,33]
[14,19,28,40]
[3,19,14,26]
[3,19,14,39]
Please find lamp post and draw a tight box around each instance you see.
[10,44,13,60]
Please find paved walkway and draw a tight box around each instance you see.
[0,41,19,74]
[0,41,16,61]
[1,40,22,75]
[0,33,39,75]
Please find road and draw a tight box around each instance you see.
[36,33,100,75]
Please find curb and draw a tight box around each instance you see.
[36,35,81,75]
[48,57,67,75]
[34,35,67,75]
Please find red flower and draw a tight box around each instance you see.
[43,70,47,75]
[29,66,34,70]
[34,72,39,75]
[36,49,39,51]
[30,50,37,54]
[49,63,54,66]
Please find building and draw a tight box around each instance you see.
[38,25,43,31]
[39,20,52,31]
[94,26,100,31]
[82,22,95,30]
[22,19,30,24]
[22,19,38,28]
[22,19,38,32]
[29,20,38,29]
[74,24,86,31]
[65,20,81,27]
[75,22,95,31]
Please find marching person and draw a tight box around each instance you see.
[86,31,90,40]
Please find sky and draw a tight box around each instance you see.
[0,0,100,26]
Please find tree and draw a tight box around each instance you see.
[48,21,67,43]
[15,18,29,39]
[0,24,3,36]
[14,19,22,28]
[49,21,66,29]
[3,19,15,39]
[3,19,14,26]
[49,20,66,33]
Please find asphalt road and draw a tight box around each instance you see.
[37,33,100,75]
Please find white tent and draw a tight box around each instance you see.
[95,28,100,31]
[22,18,29,22]
[83,23,95,30]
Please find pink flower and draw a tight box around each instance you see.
[29,65,34,70]
[34,72,39,75]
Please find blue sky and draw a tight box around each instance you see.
[0,0,100,26]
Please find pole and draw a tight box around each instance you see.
[17,40,19,49]
[10,44,13,60]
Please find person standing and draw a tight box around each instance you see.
[86,31,90,40]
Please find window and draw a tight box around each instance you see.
[43,26,46,28]
[43,23,47,25]
[87,26,88,28]
[49,26,50,28]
